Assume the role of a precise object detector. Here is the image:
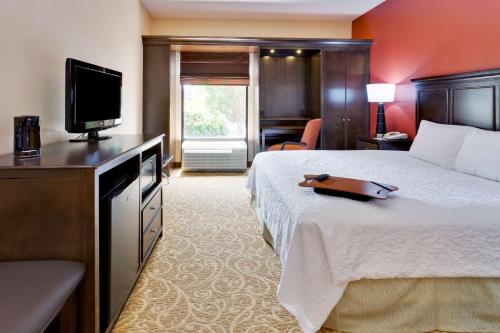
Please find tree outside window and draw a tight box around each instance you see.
[183,85,247,139]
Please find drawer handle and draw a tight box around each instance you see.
[150,205,157,210]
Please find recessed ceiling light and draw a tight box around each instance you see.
[270,49,275,54]
[296,49,302,55]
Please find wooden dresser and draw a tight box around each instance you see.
[0,134,164,333]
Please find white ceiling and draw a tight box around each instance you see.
[142,0,385,21]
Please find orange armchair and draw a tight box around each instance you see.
[268,118,322,151]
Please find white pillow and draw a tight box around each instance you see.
[455,128,500,181]
[409,120,471,168]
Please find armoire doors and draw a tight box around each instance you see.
[321,48,370,150]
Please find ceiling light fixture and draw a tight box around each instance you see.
[270,49,275,54]
[296,49,302,55]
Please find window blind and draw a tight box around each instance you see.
[180,52,250,86]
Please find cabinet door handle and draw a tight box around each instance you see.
[150,205,156,210]
[150,228,157,233]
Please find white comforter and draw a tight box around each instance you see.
[247,150,500,333]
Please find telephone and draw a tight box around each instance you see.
[383,132,408,140]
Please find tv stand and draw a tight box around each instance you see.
[0,134,164,333]
[70,131,112,142]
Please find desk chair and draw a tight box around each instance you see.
[268,118,321,151]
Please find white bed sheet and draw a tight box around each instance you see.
[247,150,500,333]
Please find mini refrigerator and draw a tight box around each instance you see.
[100,175,140,331]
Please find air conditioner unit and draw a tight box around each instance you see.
[182,140,247,171]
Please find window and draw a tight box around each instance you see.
[183,85,247,139]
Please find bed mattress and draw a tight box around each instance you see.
[247,150,500,333]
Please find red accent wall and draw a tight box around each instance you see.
[353,0,500,137]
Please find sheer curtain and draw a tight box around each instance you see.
[247,51,260,161]
[169,51,182,163]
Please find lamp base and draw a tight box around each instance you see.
[376,102,387,138]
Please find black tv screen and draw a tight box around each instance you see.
[74,66,121,122]
[65,58,122,135]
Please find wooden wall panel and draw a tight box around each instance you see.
[259,55,307,118]
[306,53,322,119]
[259,52,322,119]
[143,45,170,155]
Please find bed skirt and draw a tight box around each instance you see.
[261,223,500,333]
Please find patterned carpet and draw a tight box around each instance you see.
[113,171,315,333]
[112,172,448,333]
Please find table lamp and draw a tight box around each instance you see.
[366,83,396,138]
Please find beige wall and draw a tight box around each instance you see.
[0,0,151,154]
[150,17,352,38]
[142,4,153,35]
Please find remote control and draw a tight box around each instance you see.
[315,174,330,182]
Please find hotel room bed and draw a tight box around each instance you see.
[247,150,500,333]
[247,68,500,333]
[248,151,500,332]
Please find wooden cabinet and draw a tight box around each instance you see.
[321,48,370,150]
[0,135,164,333]
[142,207,162,261]
[142,37,372,156]
[141,186,162,231]
[258,46,369,151]
[321,50,347,150]
[143,43,170,156]
[141,188,163,261]
[346,49,370,149]
[259,50,321,119]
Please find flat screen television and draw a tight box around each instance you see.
[65,58,122,141]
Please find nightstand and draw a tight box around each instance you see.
[356,136,412,151]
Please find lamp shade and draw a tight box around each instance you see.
[366,83,395,103]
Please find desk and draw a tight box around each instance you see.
[260,126,305,151]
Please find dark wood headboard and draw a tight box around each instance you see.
[411,69,500,131]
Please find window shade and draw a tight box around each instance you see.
[180,52,250,86]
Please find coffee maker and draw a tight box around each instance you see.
[14,116,41,158]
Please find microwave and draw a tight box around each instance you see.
[140,155,157,194]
